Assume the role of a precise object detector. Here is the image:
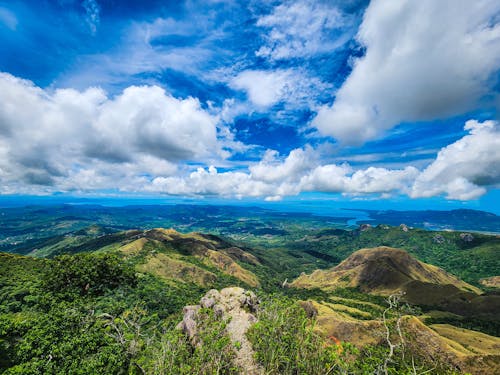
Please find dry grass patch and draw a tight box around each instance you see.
[137,252,216,287]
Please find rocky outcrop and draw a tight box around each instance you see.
[432,234,445,244]
[460,233,474,242]
[177,287,263,375]
[359,224,372,232]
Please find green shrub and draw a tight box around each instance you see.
[247,296,346,374]
[42,253,136,300]
[139,308,237,374]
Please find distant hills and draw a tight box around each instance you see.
[353,208,500,232]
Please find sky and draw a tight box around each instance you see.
[0,0,499,211]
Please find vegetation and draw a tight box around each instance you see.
[247,295,458,375]
[0,204,499,374]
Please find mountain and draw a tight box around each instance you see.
[120,228,261,287]
[291,246,480,295]
[291,247,500,317]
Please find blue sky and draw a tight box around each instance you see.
[0,0,499,211]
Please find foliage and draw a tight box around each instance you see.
[138,308,237,374]
[247,295,461,375]
[247,296,351,374]
[42,253,137,300]
[0,252,204,374]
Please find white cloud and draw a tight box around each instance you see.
[147,152,419,201]
[249,147,316,183]
[0,80,496,203]
[411,120,500,200]
[229,68,332,111]
[256,0,347,60]
[313,0,500,144]
[230,70,291,108]
[300,164,419,195]
[0,72,222,191]
[149,166,281,199]
[146,119,500,201]
[56,15,217,89]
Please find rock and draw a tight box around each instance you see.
[200,289,220,309]
[359,224,372,231]
[177,305,200,345]
[247,313,257,324]
[200,296,216,309]
[433,234,445,244]
[400,224,409,232]
[299,300,318,318]
[213,304,225,318]
[183,305,199,319]
[177,287,263,374]
[460,233,474,242]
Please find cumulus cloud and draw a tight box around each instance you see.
[313,0,500,144]
[255,0,347,60]
[149,166,285,199]
[146,119,500,201]
[147,151,419,201]
[0,73,221,192]
[302,165,419,195]
[249,147,316,183]
[411,120,500,200]
[0,77,495,203]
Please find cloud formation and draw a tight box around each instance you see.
[148,120,500,201]
[313,0,500,144]
[229,69,331,110]
[0,73,221,192]
[0,0,499,204]
[0,73,496,203]
[411,120,500,200]
[256,0,347,60]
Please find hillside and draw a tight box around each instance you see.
[291,246,480,295]
[291,247,499,317]
[28,227,263,288]
[289,247,500,374]
[2,204,499,288]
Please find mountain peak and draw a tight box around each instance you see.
[291,246,481,295]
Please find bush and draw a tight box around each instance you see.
[247,296,346,374]
[139,308,237,374]
[42,253,136,300]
